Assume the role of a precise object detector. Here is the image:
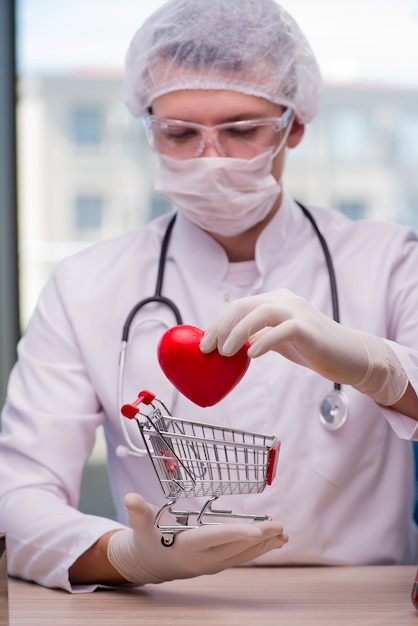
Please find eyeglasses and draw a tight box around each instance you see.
[143,108,293,159]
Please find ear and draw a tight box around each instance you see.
[286,118,305,149]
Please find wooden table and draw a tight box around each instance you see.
[7,566,418,625]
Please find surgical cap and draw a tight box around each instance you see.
[123,0,322,124]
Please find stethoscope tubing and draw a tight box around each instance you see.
[121,214,181,344]
[295,201,342,394]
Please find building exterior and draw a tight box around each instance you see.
[285,82,418,228]
[18,71,166,323]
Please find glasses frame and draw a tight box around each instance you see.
[143,107,293,158]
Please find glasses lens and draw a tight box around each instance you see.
[218,120,286,158]
[149,119,203,158]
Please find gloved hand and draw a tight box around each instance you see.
[107,493,288,585]
[200,289,408,406]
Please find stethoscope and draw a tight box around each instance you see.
[295,201,349,430]
[117,201,349,460]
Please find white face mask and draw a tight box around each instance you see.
[154,149,282,237]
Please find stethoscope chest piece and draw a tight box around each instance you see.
[319,388,349,431]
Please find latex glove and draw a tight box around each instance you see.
[200,289,408,406]
[107,493,288,585]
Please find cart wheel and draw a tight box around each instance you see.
[161,533,175,547]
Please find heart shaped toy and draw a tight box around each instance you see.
[157,325,251,407]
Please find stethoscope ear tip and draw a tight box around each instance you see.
[116,445,131,458]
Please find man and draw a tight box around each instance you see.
[1,0,417,592]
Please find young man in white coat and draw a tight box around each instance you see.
[1,0,417,592]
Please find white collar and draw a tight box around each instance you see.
[172,192,307,284]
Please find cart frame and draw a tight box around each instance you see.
[121,390,281,545]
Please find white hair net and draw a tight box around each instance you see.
[123,0,322,124]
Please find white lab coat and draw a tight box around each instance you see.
[1,193,418,592]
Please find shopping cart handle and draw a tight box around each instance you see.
[266,440,281,485]
[121,390,156,419]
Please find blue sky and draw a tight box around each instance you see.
[17,0,418,87]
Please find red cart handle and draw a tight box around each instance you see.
[121,390,156,419]
[266,440,281,485]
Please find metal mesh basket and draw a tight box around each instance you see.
[121,390,281,544]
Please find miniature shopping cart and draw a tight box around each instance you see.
[120,390,281,545]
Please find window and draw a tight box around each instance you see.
[337,200,366,221]
[327,109,370,161]
[75,195,103,230]
[150,194,173,220]
[72,105,102,145]
[392,112,418,165]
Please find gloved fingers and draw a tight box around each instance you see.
[247,321,344,380]
[218,531,289,571]
[200,297,261,353]
[175,519,286,552]
[218,304,289,356]
[200,307,275,356]
[247,321,306,359]
[124,493,159,534]
[201,293,298,356]
[248,317,372,385]
[197,527,289,565]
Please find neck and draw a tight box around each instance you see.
[207,196,281,262]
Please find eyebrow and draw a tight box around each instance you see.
[217,106,286,123]
[219,114,268,123]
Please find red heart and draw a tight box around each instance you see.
[157,325,250,407]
